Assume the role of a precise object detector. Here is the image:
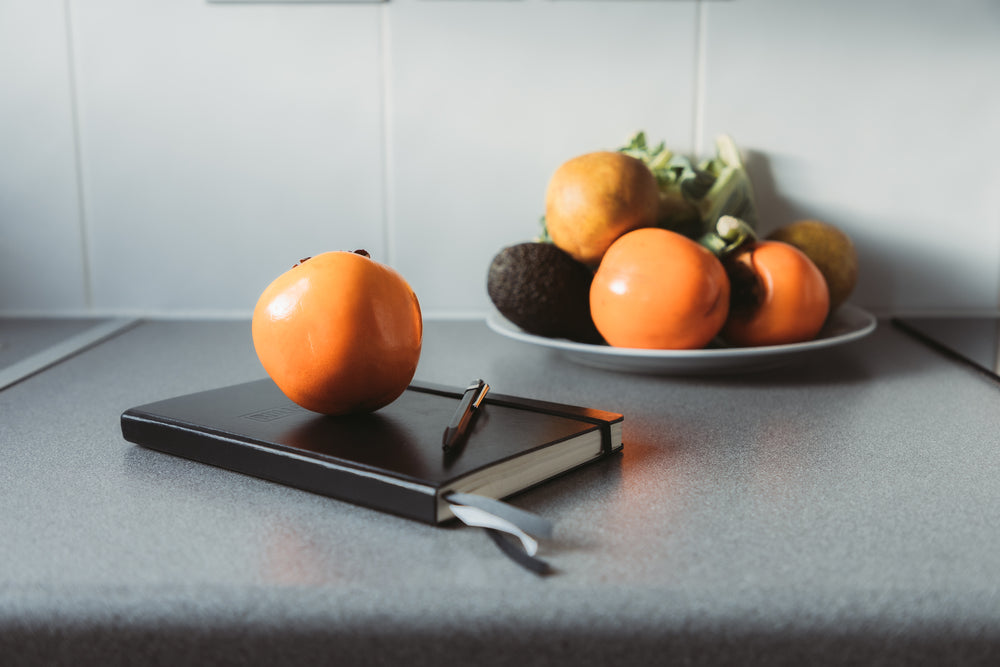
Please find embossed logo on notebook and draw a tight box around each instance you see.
[240,404,307,422]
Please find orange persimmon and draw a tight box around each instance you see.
[251,250,422,415]
[721,240,829,347]
[590,228,730,349]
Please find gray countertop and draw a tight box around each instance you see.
[2,316,999,665]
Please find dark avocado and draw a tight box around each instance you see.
[487,242,604,344]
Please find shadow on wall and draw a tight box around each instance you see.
[744,150,985,312]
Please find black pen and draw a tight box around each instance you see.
[442,379,490,452]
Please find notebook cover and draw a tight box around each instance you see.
[121,378,623,524]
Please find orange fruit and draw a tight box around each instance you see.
[590,228,730,349]
[545,151,660,266]
[766,219,858,312]
[251,250,422,415]
[722,240,829,347]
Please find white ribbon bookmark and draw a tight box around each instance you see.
[445,492,555,575]
[449,504,540,556]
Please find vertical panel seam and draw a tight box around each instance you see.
[692,0,707,156]
[63,0,93,311]
[378,3,396,267]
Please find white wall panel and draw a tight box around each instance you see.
[70,0,387,315]
[702,0,1000,313]
[0,0,88,314]
[387,0,699,316]
[3,0,999,318]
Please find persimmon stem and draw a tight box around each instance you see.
[698,215,757,258]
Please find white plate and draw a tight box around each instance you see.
[486,303,877,375]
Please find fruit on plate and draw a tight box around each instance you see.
[766,219,858,312]
[590,228,730,349]
[721,239,829,347]
[618,131,759,238]
[252,250,422,415]
[494,133,860,353]
[544,151,660,266]
[487,242,603,343]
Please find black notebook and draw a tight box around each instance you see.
[120,378,624,525]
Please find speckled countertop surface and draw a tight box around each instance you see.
[0,317,104,370]
[2,316,999,665]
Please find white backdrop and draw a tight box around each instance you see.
[2,0,999,318]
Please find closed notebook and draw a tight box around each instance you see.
[120,378,624,525]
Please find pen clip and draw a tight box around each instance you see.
[442,379,490,455]
[471,380,490,408]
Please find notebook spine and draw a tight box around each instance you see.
[121,411,440,524]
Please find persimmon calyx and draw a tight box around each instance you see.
[295,249,370,269]
[726,251,764,318]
